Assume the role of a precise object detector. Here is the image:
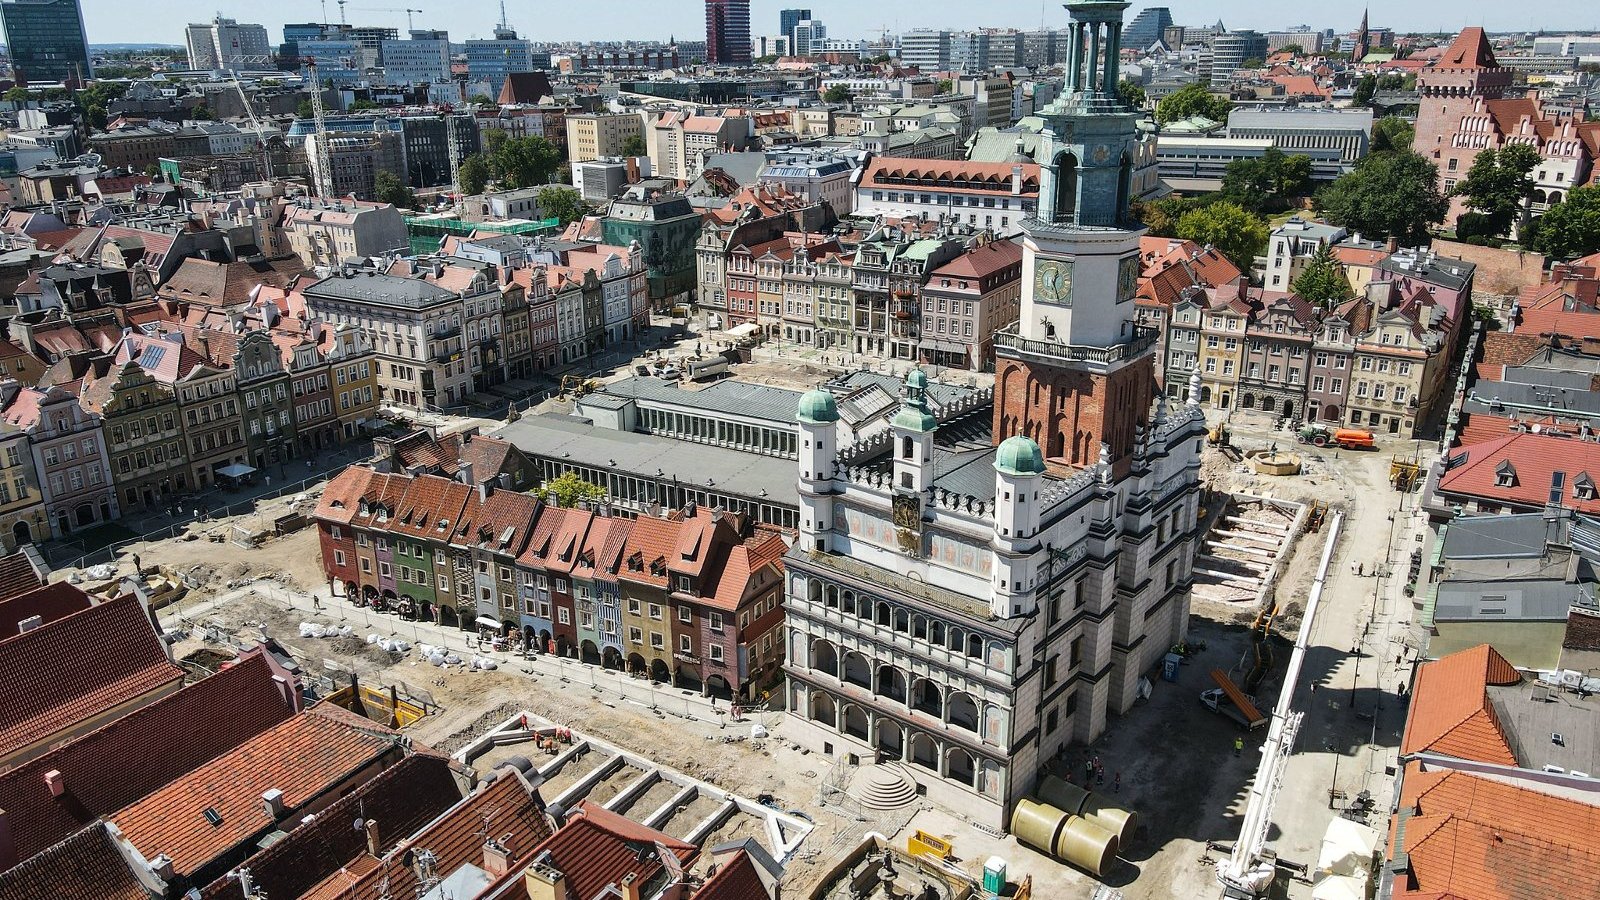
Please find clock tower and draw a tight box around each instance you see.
[994,0,1155,478]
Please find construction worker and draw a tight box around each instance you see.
[1234,736,1244,757]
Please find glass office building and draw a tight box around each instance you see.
[1,0,91,85]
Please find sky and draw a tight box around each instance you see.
[81,0,1600,47]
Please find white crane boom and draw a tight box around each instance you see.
[306,61,335,199]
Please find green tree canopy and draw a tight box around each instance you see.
[373,170,416,209]
[1175,201,1269,271]
[1317,150,1448,246]
[143,163,163,179]
[539,472,606,508]
[935,78,953,94]
[469,93,494,107]
[1133,197,1198,238]
[1155,82,1232,125]
[620,133,647,157]
[1453,143,1540,237]
[1290,242,1354,306]
[297,99,314,119]
[1117,78,1146,110]
[1531,186,1600,260]
[1280,44,1304,55]
[822,84,852,103]
[537,185,586,225]
[1220,147,1313,214]
[1352,73,1377,107]
[1371,116,1414,153]
[491,135,562,190]
[458,153,489,196]
[349,98,379,111]
[189,104,213,121]
[3,86,29,102]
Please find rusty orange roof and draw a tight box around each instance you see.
[1400,644,1520,765]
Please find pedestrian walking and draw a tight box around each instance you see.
[1234,736,1244,757]
[1084,759,1094,781]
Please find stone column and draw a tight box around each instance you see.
[1105,24,1122,95]
[1066,23,1082,92]
[1088,23,1102,95]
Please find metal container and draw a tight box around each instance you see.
[1037,775,1090,816]
[1080,793,1138,848]
[1055,814,1119,876]
[1009,798,1069,857]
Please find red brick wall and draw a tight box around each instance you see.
[994,354,1154,477]
[1431,239,1547,297]
[318,522,358,589]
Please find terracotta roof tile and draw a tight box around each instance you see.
[0,550,48,603]
[0,651,295,867]
[529,801,696,900]
[0,581,93,639]
[107,706,402,882]
[1400,644,1520,764]
[315,465,375,526]
[1437,432,1600,514]
[0,824,146,900]
[1429,27,1499,70]
[619,514,682,587]
[692,850,772,899]
[0,593,183,762]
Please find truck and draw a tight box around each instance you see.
[1202,669,1268,730]
[1296,425,1375,450]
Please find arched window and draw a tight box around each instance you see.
[1054,152,1079,223]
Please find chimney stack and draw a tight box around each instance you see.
[364,818,380,857]
[620,872,642,900]
[522,853,566,900]
[1386,235,1399,254]
[261,788,285,819]
[483,835,514,878]
[44,770,64,797]
[458,460,475,487]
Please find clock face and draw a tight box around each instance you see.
[1034,258,1073,306]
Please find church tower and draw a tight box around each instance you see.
[993,0,1155,479]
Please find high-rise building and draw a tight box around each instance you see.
[705,0,752,66]
[1,0,91,85]
[465,25,535,87]
[1122,6,1172,51]
[382,30,452,86]
[1208,29,1268,86]
[347,25,400,69]
[782,0,1203,829]
[779,8,811,43]
[900,29,951,71]
[792,19,825,57]
[185,16,273,72]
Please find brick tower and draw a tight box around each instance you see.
[992,0,1155,479]
[1415,27,1513,222]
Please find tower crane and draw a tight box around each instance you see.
[305,61,335,198]
[353,7,424,31]
[229,76,275,181]
[444,108,464,213]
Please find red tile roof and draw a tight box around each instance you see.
[326,768,552,900]
[107,705,403,881]
[930,237,1023,280]
[529,801,697,900]
[0,593,183,763]
[708,528,788,612]
[0,651,295,868]
[1437,432,1600,515]
[1400,644,1520,765]
[859,158,1040,197]
[1429,27,1499,69]
[0,551,44,602]
[692,850,772,900]
[0,824,147,900]
[315,464,375,525]
[0,581,93,639]
[619,513,685,588]
[1394,767,1600,900]
[198,753,466,900]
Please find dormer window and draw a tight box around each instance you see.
[1495,460,1517,488]
[1576,473,1596,502]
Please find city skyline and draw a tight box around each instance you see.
[69,0,1600,48]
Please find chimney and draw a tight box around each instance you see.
[523,854,566,900]
[17,614,42,633]
[479,478,493,502]
[1386,235,1399,254]
[364,818,380,857]
[44,770,64,797]
[483,834,514,878]
[149,854,174,882]
[261,788,285,819]
[620,872,642,900]
[1011,165,1023,195]
[458,460,475,487]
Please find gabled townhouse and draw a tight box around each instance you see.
[386,473,472,623]
[79,339,191,515]
[1344,285,1452,436]
[451,481,539,633]
[1237,293,1317,421]
[0,383,117,538]
[918,237,1024,371]
[0,414,45,550]
[1307,304,1359,424]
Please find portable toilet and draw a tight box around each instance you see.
[983,856,1007,894]
[1162,652,1182,682]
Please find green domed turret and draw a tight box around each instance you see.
[892,369,936,432]
[798,389,839,424]
[995,435,1046,476]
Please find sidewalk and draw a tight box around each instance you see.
[167,579,751,729]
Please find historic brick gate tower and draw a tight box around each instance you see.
[992,0,1157,479]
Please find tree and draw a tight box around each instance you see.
[3,86,29,103]
[1155,82,1232,125]
[1531,186,1600,259]
[349,98,379,111]
[1175,201,1269,271]
[1453,143,1540,237]
[189,104,213,121]
[1352,74,1377,107]
[1220,147,1312,214]
[537,186,586,225]
[935,78,953,94]
[458,153,489,196]
[469,93,494,108]
[620,134,647,157]
[1240,57,1264,70]
[1290,242,1353,306]
[143,163,163,179]
[539,472,605,508]
[297,99,314,119]
[1133,197,1197,237]
[1318,150,1448,246]
[373,170,416,209]
[1371,116,1414,153]
[822,84,852,103]
[1116,78,1146,110]
[492,135,562,189]
[1280,43,1304,55]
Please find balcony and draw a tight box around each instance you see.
[993,324,1160,369]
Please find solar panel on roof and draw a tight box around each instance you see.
[138,344,167,370]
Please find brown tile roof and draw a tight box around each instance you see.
[930,237,1023,280]
[199,753,465,900]
[1430,27,1499,70]
[1394,766,1600,900]
[315,465,376,526]
[389,473,471,540]
[0,651,295,868]
[1400,644,1520,765]
[107,705,403,882]
[0,550,48,603]
[455,488,540,554]
[0,581,93,639]
[619,512,682,587]
[0,593,183,762]
[328,769,552,900]
[1437,432,1600,515]
[530,801,697,900]
[707,528,788,611]
[692,850,772,900]
[0,824,146,900]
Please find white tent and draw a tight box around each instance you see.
[1317,818,1381,877]
[1310,873,1367,900]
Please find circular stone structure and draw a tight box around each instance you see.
[1244,450,1303,476]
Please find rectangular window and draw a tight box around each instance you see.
[630,627,643,644]
[649,603,662,620]
[650,631,664,650]
[709,643,723,661]
[710,611,724,632]
[678,605,692,623]
[558,607,571,625]
[679,634,692,655]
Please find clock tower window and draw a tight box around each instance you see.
[1053,152,1078,224]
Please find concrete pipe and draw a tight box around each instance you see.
[1080,793,1138,848]
[1037,775,1090,816]
[1009,798,1070,857]
[1055,814,1119,877]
